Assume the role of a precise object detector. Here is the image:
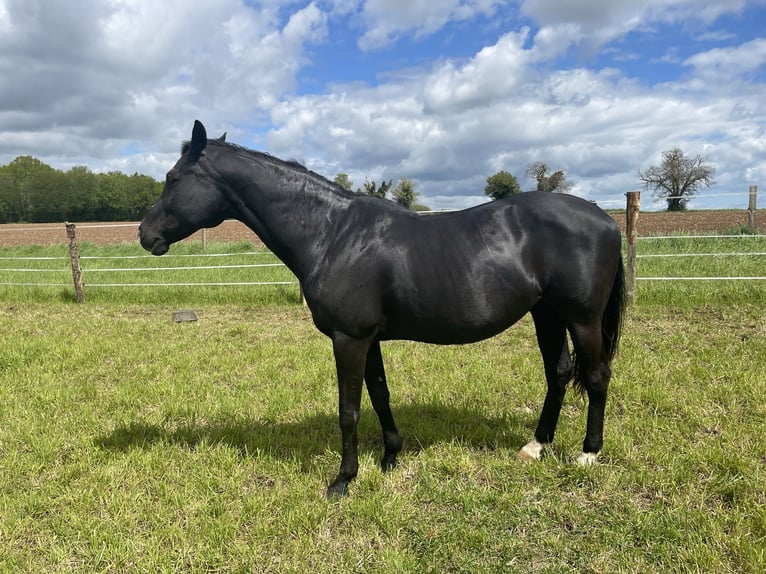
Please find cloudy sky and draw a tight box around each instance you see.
[1,0,764,211]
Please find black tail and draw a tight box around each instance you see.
[569,257,626,394]
[602,257,626,362]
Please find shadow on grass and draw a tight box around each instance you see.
[96,403,533,466]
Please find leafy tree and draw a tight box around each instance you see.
[0,156,59,222]
[525,162,573,193]
[392,177,419,210]
[65,165,98,220]
[0,155,161,222]
[127,173,163,219]
[360,178,393,199]
[484,170,521,200]
[638,148,715,211]
[334,173,353,191]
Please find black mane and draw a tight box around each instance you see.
[181,138,354,196]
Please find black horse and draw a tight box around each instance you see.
[140,120,626,497]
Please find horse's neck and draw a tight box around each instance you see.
[225,154,350,279]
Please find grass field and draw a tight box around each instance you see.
[0,239,764,572]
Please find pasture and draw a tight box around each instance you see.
[0,236,764,572]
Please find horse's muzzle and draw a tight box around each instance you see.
[138,224,169,256]
[148,238,169,256]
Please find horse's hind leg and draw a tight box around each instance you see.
[518,303,573,462]
[364,341,403,471]
[569,321,612,465]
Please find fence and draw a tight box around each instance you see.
[0,224,300,304]
[0,187,761,304]
[623,187,762,302]
[69,223,300,303]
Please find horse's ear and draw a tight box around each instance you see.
[189,120,207,160]
[217,132,227,143]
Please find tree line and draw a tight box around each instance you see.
[0,146,714,224]
[0,156,162,223]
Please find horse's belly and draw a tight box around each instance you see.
[378,297,530,344]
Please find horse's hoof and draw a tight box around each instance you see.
[380,455,398,472]
[517,439,543,463]
[326,479,350,499]
[576,451,599,466]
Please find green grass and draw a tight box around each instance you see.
[633,234,766,306]
[0,238,765,572]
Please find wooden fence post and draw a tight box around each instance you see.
[747,185,757,233]
[625,191,640,305]
[65,222,85,303]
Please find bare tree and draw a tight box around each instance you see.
[525,162,573,193]
[360,178,393,199]
[638,148,715,211]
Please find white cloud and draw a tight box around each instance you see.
[0,1,11,34]
[0,0,328,162]
[745,161,766,182]
[423,29,532,113]
[684,38,766,83]
[358,0,504,50]
[522,0,752,31]
[521,0,755,58]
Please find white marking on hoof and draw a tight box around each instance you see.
[576,451,600,466]
[517,439,544,463]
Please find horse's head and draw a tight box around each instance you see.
[139,120,230,255]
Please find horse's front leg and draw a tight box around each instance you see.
[326,333,370,498]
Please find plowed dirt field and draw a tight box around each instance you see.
[0,210,761,247]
